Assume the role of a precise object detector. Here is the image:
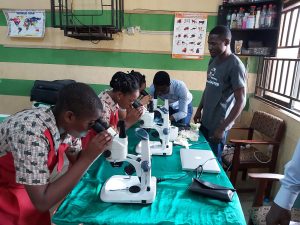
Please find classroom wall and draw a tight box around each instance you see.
[0,0,257,114]
[2,0,295,198]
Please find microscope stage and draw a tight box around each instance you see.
[136,141,173,156]
[100,175,157,204]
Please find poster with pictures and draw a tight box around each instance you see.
[4,10,45,38]
[172,12,207,60]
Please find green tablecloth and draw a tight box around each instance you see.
[52,129,246,225]
[0,114,9,122]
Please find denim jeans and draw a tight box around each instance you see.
[200,125,228,163]
[169,102,193,126]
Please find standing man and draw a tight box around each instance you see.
[194,25,246,162]
[149,71,193,126]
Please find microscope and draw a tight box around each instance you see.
[134,94,178,156]
[92,120,157,204]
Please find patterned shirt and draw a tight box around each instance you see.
[98,90,119,127]
[0,107,81,185]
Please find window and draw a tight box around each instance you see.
[255,1,300,116]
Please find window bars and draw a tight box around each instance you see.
[255,3,300,115]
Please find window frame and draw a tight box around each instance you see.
[255,2,300,116]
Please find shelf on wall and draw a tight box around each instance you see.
[237,53,272,57]
[223,0,277,7]
[230,27,278,31]
[218,0,282,58]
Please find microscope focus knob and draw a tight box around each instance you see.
[141,161,150,172]
[124,164,135,175]
[151,130,159,138]
[136,157,142,162]
[102,150,111,158]
[163,128,169,135]
[129,185,141,193]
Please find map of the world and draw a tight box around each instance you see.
[4,10,45,38]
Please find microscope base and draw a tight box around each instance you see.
[136,141,173,155]
[100,175,157,204]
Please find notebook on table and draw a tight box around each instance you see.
[180,148,221,173]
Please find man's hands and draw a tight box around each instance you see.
[210,127,225,144]
[125,106,144,128]
[266,202,291,225]
[193,108,202,123]
[80,131,112,163]
[169,115,175,122]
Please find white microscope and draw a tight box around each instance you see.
[135,97,178,156]
[92,120,157,204]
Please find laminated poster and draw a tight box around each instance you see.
[4,10,45,38]
[172,12,207,60]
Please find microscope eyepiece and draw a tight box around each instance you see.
[132,100,142,109]
[118,120,127,138]
[148,100,154,112]
[92,119,109,133]
[153,91,158,99]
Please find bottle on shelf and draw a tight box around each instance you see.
[226,9,232,28]
[271,5,277,27]
[265,4,273,28]
[230,10,238,29]
[255,7,261,29]
[242,12,248,29]
[260,5,267,28]
[246,6,256,29]
[237,7,244,29]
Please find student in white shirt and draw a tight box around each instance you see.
[266,139,300,225]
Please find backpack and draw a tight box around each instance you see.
[30,79,76,105]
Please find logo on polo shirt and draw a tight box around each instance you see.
[207,67,219,87]
[208,67,216,78]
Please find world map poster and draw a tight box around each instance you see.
[4,10,45,38]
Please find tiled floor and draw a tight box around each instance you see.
[227,170,273,223]
[229,173,255,222]
[239,192,255,223]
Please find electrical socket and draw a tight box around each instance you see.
[135,26,141,33]
[126,27,135,35]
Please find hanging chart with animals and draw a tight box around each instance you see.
[4,10,45,38]
[172,12,207,60]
